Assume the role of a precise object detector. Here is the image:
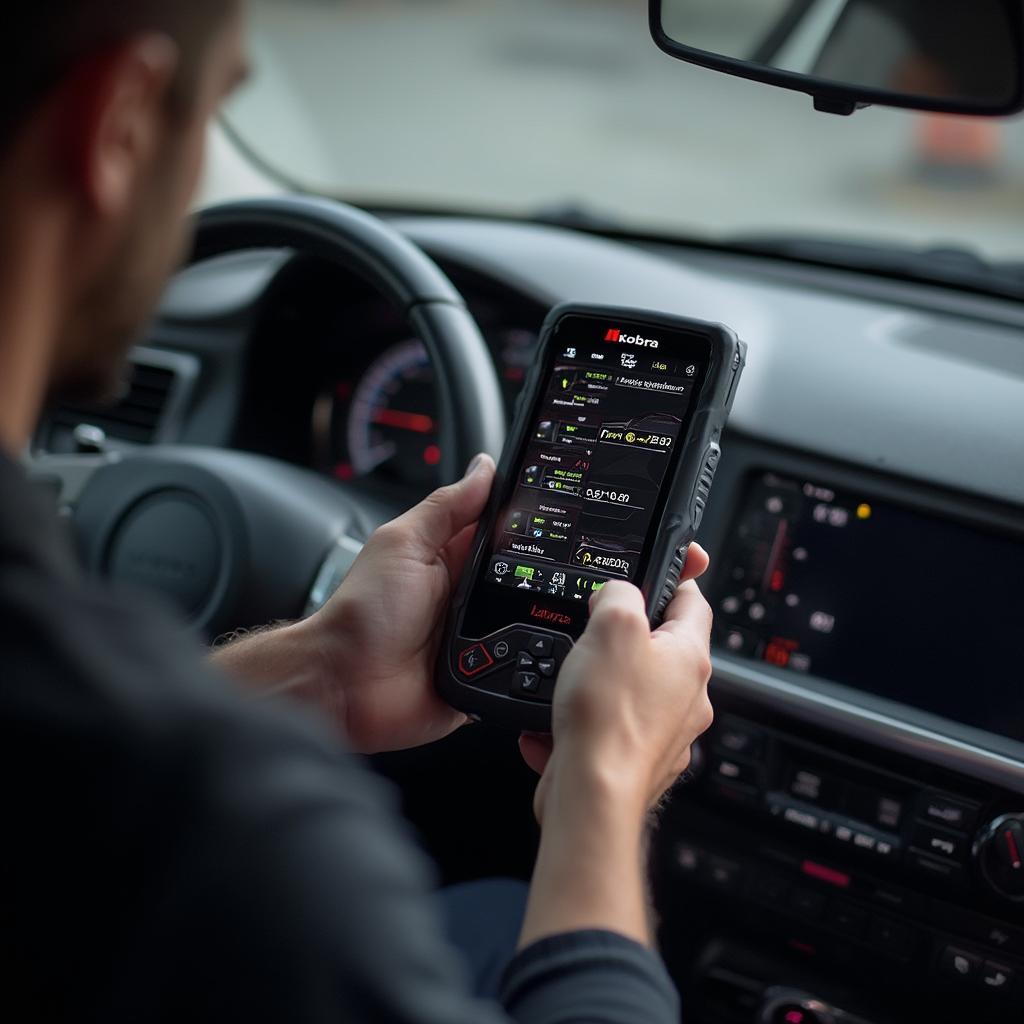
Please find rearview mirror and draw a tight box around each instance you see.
[650,0,1024,116]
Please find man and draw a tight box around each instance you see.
[0,3,715,1021]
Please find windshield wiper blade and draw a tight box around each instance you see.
[730,235,1024,300]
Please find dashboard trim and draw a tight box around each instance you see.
[712,653,1024,793]
[398,216,1024,508]
[133,346,202,446]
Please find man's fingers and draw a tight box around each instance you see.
[655,579,713,644]
[440,522,478,581]
[519,732,554,775]
[587,579,648,631]
[680,543,710,583]
[389,454,495,556]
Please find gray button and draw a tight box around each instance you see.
[517,672,540,694]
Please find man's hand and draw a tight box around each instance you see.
[519,545,713,814]
[516,547,714,950]
[214,455,495,754]
[294,453,496,753]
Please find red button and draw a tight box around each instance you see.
[801,859,851,889]
[458,643,494,678]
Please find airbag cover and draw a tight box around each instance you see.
[105,491,221,618]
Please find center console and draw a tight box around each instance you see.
[654,440,1024,1023]
[655,705,1024,1022]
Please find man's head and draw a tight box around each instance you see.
[0,1,248,416]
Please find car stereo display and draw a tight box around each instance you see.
[715,472,1024,742]
[461,316,709,642]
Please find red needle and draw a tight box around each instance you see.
[1004,828,1022,870]
[373,408,435,433]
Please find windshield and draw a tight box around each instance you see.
[226,0,1024,263]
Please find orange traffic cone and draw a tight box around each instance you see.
[915,114,1003,184]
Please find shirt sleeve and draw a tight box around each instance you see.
[114,697,680,1024]
[502,931,681,1024]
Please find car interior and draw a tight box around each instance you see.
[26,2,1024,1022]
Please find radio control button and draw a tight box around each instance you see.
[786,767,840,806]
[849,786,904,830]
[783,806,821,832]
[527,634,554,658]
[910,823,967,862]
[875,838,898,858]
[876,797,904,830]
[981,961,1015,998]
[713,757,760,789]
[767,795,829,833]
[921,792,978,832]
[716,719,764,759]
[830,817,899,859]
[537,658,556,677]
[516,672,541,695]
[852,831,877,852]
[938,946,982,984]
[517,651,535,670]
[908,851,964,882]
[458,643,494,678]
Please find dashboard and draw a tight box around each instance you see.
[308,272,541,490]
[225,255,546,495]
[712,469,1024,743]
[52,214,1024,1023]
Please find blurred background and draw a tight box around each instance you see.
[225,0,1024,260]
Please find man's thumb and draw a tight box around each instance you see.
[398,453,496,553]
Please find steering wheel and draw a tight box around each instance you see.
[31,196,506,639]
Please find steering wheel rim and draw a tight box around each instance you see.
[38,197,509,639]
[191,195,506,480]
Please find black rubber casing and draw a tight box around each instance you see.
[436,303,746,731]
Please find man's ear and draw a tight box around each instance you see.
[59,34,180,218]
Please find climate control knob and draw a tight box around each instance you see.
[975,814,1024,901]
[760,989,835,1024]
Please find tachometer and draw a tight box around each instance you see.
[345,339,442,487]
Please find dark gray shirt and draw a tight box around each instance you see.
[0,454,679,1023]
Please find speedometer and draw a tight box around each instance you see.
[345,339,443,487]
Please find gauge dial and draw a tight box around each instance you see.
[345,339,442,487]
[497,327,537,401]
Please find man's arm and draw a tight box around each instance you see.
[212,619,340,716]
[210,456,497,753]
[517,577,714,951]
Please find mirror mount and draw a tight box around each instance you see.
[650,0,1024,118]
[813,96,861,117]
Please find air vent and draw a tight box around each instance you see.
[37,347,198,454]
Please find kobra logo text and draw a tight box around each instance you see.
[604,328,659,349]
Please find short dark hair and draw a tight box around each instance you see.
[0,1,235,153]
